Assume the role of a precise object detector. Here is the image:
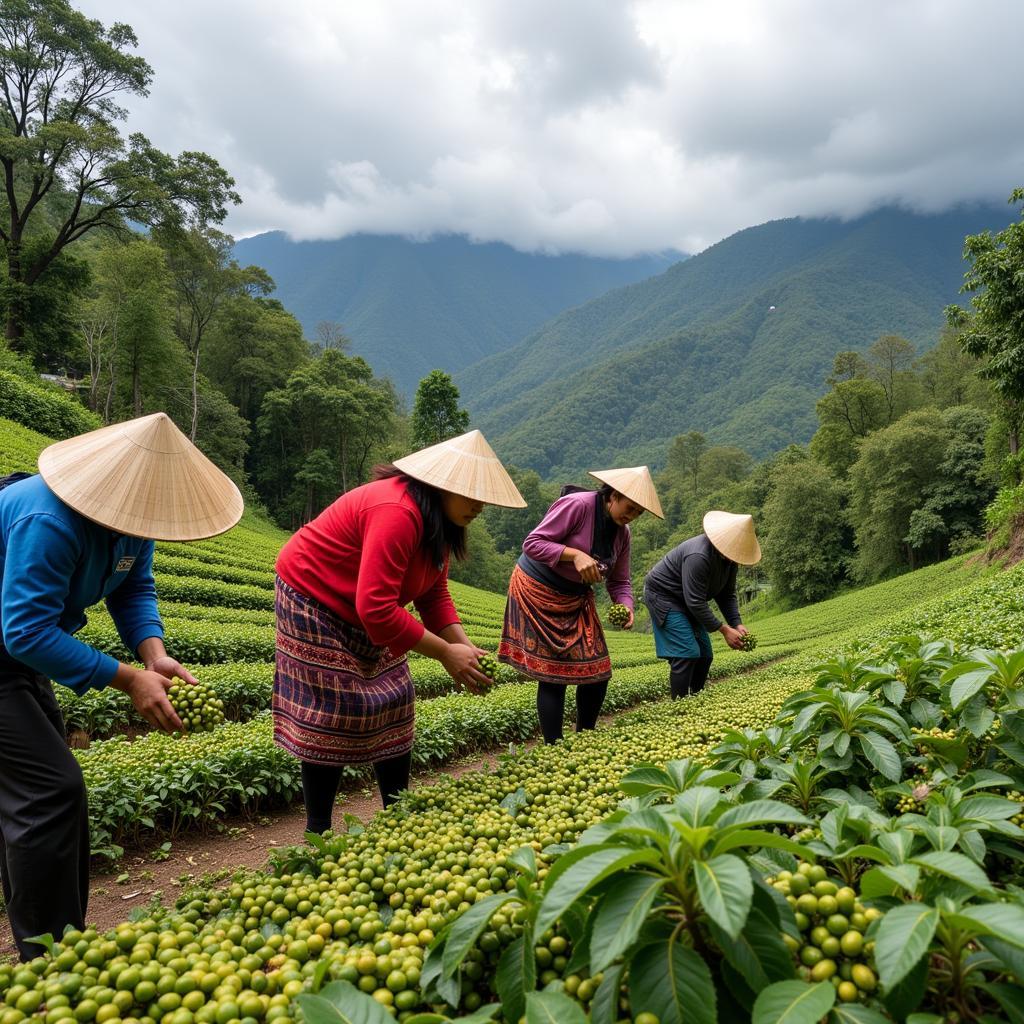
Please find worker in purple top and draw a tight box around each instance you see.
[499,466,664,743]
[0,413,242,959]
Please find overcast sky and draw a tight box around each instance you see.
[79,0,1024,257]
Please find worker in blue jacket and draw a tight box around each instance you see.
[0,412,242,959]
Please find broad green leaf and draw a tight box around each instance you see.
[296,982,394,1024]
[751,980,836,1024]
[911,851,993,892]
[961,701,996,738]
[858,731,901,782]
[535,845,662,935]
[949,669,989,710]
[620,764,674,795]
[588,963,625,1024]
[694,854,753,939]
[905,1016,945,1024]
[875,903,939,990]
[859,864,919,898]
[712,828,809,859]
[958,795,1021,822]
[673,786,726,827]
[710,906,795,993]
[716,800,811,830]
[978,982,1024,1024]
[980,934,1024,977]
[495,932,535,1024]
[950,903,1024,947]
[506,845,537,878]
[590,872,666,974]
[442,893,515,979]
[524,990,586,1024]
[829,1004,893,1023]
[628,940,717,1024]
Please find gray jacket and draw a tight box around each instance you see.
[643,534,740,632]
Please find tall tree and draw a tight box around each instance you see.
[947,188,1024,464]
[665,430,707,495]
[917,326,988,409]
[0,0,239,345]
[809,378,889,476]
[866,334,918,423]
[761,458,848,605]
[159,226,271,440]
[411,369,469,448]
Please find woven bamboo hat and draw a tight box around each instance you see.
[38,412,244,541]
[393,429,527,508]
[587,466,664,519]
[703,510,761,565]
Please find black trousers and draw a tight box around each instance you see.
[536,680,609,744]
[0,662,90,961]
[301,750,413,833]
[669,657,713,699]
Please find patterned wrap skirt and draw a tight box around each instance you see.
[273,576,415,765]
[497,566,611,686]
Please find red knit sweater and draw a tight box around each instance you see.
[275,476,460,655]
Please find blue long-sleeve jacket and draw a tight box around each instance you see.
[0,474,164,694]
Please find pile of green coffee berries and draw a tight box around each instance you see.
[477,653,499,687]
[738,632,758,652]
[767,861,880,1004]
[607,604,630,628]
[167,681,225,735]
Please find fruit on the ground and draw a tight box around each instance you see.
[608,604,630,628]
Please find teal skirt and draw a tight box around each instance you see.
[651,610,713,660]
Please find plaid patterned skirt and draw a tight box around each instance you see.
[273,576,415,765]
[498,566,611,686]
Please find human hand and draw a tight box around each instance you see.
[441,643,491,693]
[623,607,635,630]
[720,624,746,651]
[572,551,603,584]
[126,670,183,733]
[145,655,199,686]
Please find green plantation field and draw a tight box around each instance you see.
[4,415,1024,1021]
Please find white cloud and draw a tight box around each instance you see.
[81,0,1024,255]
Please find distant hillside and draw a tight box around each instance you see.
[232,232,678,394]
[458,206,1006,476]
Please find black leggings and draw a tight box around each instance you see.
[536,680,609,744]
[301,751,412,833]
[669,657,713,699]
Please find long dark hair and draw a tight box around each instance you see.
[372,465,468,568]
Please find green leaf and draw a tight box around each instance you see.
[694,854,754,939]
[829,1005,895,1024]
[949,669,990,710]
[859,864,920,898]
[710,906,795,993]
[296,982,394,1024]
[524,990,587,1024]
[620,764,674,795]
[590,872,666,974]
[751,980,836,1024]
[495,931,536,1024]
[628,940,717,1024]
[978,982,1024,1024]
[441,892,514,979]
[716,800,811,830]
[589,963,625,1024]
[950,903,1024,947]
[712,828,810,859]
[875,903,939,990]
[535,845,662,936]
[911,851,993,892]
[858,731,901,782]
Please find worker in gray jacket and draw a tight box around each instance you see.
[643,511,761,698]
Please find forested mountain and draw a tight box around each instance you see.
[232,232,677,394]
[458,206,1007,477]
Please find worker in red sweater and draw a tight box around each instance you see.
[273,430,525,823]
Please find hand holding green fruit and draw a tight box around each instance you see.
[608,603,631,629]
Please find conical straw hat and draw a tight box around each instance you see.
[587,466,664,519]
[703,510,761,565]
[393,429,526,508]
[38,412,244,541]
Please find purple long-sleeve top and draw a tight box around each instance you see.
[521,490,634,608]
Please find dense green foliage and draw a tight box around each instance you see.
[232,232,674,396]
[460,207,1006,476]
